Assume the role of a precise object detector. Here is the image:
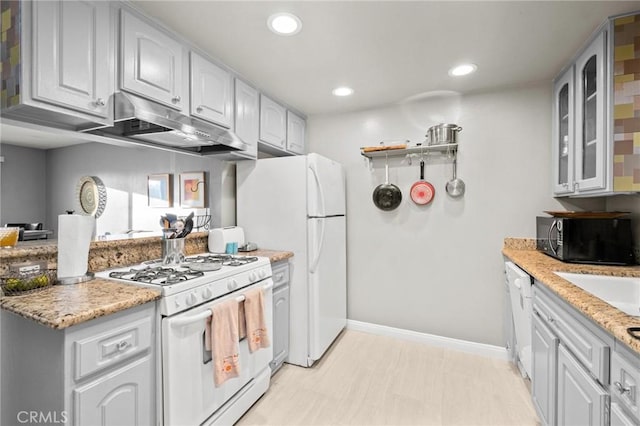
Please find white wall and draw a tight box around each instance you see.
[308,82,578,346]
[45,143,226,237]
[0,144,47,226]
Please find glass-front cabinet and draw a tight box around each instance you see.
[552,27,608,197]
[574,30,607,193]
[552,67,574,195]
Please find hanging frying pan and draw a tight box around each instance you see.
[410,159,435,205]
[372,156,402,211]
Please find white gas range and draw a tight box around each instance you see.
[97,253,274,426]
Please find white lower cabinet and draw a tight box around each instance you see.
[531,282,613,426]
[0,303,156,426]
[270,261,290,374]
[74,356,152,425]
[556,343,608,426]
[532,313,558,426]
[611,345,640,424]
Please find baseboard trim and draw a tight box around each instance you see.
[346,320,508,360]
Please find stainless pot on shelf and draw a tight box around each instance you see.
[427,123,462,145]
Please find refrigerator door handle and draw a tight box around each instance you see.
[309,163,326,217]
[310,218,325,274]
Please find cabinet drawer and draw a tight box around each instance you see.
[74,316,152,381]
[533,287,609,384]
[271,262,290,289]
[612,350,640,420]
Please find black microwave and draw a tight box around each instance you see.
[536,216,636,265]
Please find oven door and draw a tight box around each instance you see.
[162,279,273,426]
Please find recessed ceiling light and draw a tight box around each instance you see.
[267,13,302,36]
[448,64,478,77]
[332,87,354,97]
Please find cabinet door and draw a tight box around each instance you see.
[611,402,638,426]
[121,10,185,110]
[574,29,607,193]
[532,312,558,426]
[32,0,112,119]
[235,79,259,159]
[73,356,152,426]
[260,95,286,149]
[270,283,290,372]
[286,111,306,155]
[556,344,608,426]
[552,67,575,195]
[190,52,233,128]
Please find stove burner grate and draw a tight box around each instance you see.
[109,266,205,284]
[184,255,259,267]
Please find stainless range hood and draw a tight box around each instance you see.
[83,92,248,155]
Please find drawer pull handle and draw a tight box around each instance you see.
[117,341,130,351]
[276,273,284,281]
[615,381,632,395]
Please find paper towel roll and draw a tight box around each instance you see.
[57,214,95,279]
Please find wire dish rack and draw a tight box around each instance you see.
[0,269,56,297]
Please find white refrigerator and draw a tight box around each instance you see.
[236,153,346,367]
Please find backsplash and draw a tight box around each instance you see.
[613,13,640,191]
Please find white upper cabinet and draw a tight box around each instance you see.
[32,1,113,119]
[235,79,259,159]
[552,67,575,196]
[259,94,287,149]
[574,30,607,193]
[551,27,609,197]
[190,52,233,128]
[120,9,187,111]
[286,111,306,155]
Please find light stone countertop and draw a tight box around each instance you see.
[0,278,161,329]
[0,234,293,329]
[502,238,640,355]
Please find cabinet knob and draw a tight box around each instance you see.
[614,381,632,395]
[172,96,182,104]
[94,98,106,107]
[117,340,130,351]
[196,106,203,113]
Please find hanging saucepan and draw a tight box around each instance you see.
[445,157,465,197]
[427,123,462,145]
[410,159,435,205]
[373,157,402,211]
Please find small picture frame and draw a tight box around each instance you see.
[147,174,172,208]
[180,172,206,208]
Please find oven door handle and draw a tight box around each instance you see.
[170,282,273,328]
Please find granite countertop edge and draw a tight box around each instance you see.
[0,249,293,329]
[502,238,640,355]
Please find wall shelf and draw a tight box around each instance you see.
[360,143,458,159]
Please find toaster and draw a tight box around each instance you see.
[208,226,246,253]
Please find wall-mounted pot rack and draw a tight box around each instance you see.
[360,141,458,168]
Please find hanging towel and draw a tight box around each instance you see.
[243,287,270,352]
[204,298,240,386]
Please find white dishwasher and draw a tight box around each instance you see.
[505,261,533,379]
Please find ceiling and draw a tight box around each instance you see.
[2,1,640,150]
[132,0,640,116]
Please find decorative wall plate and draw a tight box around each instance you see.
[76,176,107,218]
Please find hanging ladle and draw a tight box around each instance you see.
[445,157,465,197]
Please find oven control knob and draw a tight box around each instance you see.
[228,279,238,290]
[175,299,181,308]
[186,293,197,306]
[202,288,212,299]
[259,269,267,279]
[249,272,258,282]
